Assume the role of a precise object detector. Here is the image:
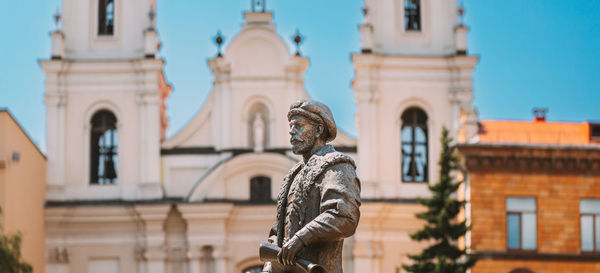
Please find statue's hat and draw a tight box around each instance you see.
[287,99,337,143]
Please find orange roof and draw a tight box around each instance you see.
[478,120,596,145]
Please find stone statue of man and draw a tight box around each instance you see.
[261,99,361,273]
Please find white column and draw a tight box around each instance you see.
[51,31,65,59]
[211,82,222,149]
[45,91,67,192]
[135,87,162,199]
[138,92,161,183]
[144,29,158,58]
[208,57,231,150]
[136,205,171,273]
[213,245,229,273]
[465,107,478,142]
[179,204,234,273]
[455,25,468,54]
[187,246,202,273]
[359,23,374,53]
[145,95,161,183]
[448,88,461,139]
[221,81,232,149]
[45,95,60,187]
[356,85,379,197]
[137,92,147,183]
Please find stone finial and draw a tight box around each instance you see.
[292,29,304,56]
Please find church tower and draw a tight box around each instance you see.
[353,0,478,200]
[41,0,171,201]
[351,2,479,272]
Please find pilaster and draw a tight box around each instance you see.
[353,54,380,197]
[208,57,232,150]
[135,87,163,199]
[43,71,68,200]
[179,204,233,273]
[135,205,171,273]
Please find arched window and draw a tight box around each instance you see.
[98,0,115,35]
[250,176,271,204]
[247,103,269,152]
[242,265,263,273]
[90,110,118,184]
[404,0,421,31]
[401,107,428,182]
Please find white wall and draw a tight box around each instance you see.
[61,0,155,59]
[365,0,458,55]
[42,59,166,201]
[353,54,477,199]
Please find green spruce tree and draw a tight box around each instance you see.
[0,208,33,273]
[402,127,477,273]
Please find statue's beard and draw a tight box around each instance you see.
[290,137,314,155]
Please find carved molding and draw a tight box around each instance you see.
[458,144,600,174]
[465,155,600,173]
[47,247,69,264]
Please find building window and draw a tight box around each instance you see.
[98,0,115,35]
[401,107,428,182]
[591,123,600,141]
[250,176,271,203]
[580,199,600,252]
[506,197,537,250]
[404,0,421,31]
[242,266,263,273]
[90,110,118,184]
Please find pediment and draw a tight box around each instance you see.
[186,152,296,202]
[225,27,291,77]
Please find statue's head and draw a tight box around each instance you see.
[287,99,337,155]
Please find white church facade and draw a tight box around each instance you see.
[41,0,477,273]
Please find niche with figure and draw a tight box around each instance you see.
[247,103,270,152]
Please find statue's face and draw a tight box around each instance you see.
[289,115,318,155]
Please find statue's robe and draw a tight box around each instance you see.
[264,144,361,273]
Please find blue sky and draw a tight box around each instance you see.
[1,0,599,152]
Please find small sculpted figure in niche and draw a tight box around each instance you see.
[254,112,265,152]
[260,99,361,273]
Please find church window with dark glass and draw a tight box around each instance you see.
[250,176,271,203]
[98,0,115,35]
[90,110,118,184]
[404,0,421,31]
[401,107,428,182]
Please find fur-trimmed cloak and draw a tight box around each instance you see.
[265,144,361,273]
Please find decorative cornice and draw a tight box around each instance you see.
[470,250,600,262]
[457,143,600,173]
[47,247,69,264]
[160,146,357,156]
[43,196,411,208]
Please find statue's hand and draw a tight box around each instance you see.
[261,261,272,273]
[277,235,305,266]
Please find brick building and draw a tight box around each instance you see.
[458,115,600,273]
